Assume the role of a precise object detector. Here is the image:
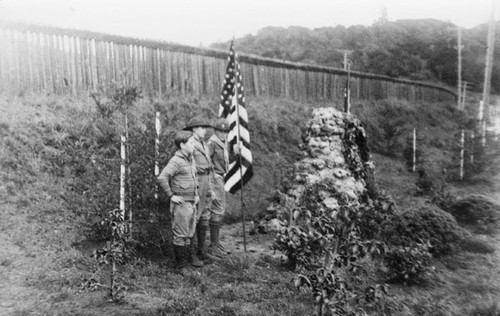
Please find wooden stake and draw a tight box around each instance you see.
[461,81,467,110]
[479,100,486,147]
[154,111,161,200]
[120,134,126,219]
[412,128,416,172]
[460,129,464,180]
[482,0,496,122]
[457,27,463,109]
[126,115,132,232]
[470,131,475,164]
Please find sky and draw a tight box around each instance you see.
[0,0,498,47]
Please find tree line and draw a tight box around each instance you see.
[211,19,500,94]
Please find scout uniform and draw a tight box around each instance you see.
[158,148,198,271]
[207,119,230,258]
[184,117,216,264]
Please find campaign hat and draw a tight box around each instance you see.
[183,117,212,130]
[213,119,230,132]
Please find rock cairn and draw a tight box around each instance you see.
[254,107,375,233]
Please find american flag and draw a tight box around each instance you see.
[219,42,253,194]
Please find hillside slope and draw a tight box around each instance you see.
[1,93,499,315]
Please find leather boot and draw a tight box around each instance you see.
[189,239,204,268]
[173,245,190,275]
[197,223,217,263]
[208,223,228,258]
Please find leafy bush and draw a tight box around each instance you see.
[440,194,500,234]
[357,196,396,240]
[384,241,433,284]
[274,179,389,313]
[274,179,386,270]
[295,268,390,316]
[415,167,435,196]
[382,205,462,257]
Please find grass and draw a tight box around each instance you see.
[0,92,499,315]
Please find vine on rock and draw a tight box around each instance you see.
[274,179,389,315]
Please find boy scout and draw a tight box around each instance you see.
[157,131,198,274]
[207,119,230,258]
[183,117,216,265]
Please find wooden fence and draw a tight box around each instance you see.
[0,21,456,102]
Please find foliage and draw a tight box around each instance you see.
[356,196,396,240]
[415,167,436,196]
[212,20,500,94]
[294,268,390,316]
[82,209,132,302]
[342,119,371,180]
[384,241,433,284]
[436,194,500,235]
[382,205,462,257]
[274,179,389,314]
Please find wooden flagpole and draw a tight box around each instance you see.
[234,53,248,252]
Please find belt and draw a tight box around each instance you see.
[197,169,211,175]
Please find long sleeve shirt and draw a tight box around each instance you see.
[157,150,198,201]
[207,134,229,176]
[192,134,213,175]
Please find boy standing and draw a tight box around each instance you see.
[157,131,198,274]
[207,119,230,258]
[183,117,216,265]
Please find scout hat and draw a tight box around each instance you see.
[213,119,230,132]
[183,116,212,130]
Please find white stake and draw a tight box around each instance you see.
[460,129,464,181]
[470,131,475,164]
[479,100,486,147]
[154,111,161,200]
[120,133,126,219]
[412,128,416,172]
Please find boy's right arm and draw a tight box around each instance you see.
[158,160,176,198]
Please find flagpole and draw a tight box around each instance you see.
[234,54,248,252]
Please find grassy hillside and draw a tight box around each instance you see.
[1,92,499,315]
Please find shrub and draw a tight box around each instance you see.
[382,205,462,257]
[384,241,433,284]
[357,195,396,240]
[442,195,500,234]
[415,167,435,195]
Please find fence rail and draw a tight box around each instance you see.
[0,21,456,102]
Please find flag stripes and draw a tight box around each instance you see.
[219,42,253,194]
